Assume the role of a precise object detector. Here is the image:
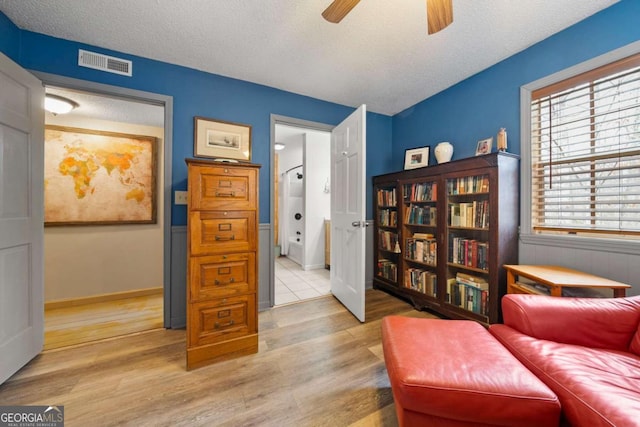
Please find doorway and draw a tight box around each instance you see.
[42,85,167,349]
[270,116,334,307]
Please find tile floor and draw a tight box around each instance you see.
[274,256,331,306]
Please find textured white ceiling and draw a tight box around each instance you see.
[1,0,619,115]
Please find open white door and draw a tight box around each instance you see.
[330,105,366,322]
[0,52,45,384]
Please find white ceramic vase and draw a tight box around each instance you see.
[434,142,454,164]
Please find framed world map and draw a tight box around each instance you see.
[44,125,157,226]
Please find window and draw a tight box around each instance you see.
[529,53,640,238]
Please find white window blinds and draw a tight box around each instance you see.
[530,53,640,236]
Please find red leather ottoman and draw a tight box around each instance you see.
[381,316,561,427]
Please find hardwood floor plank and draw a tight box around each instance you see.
[44,293,163,350]
[0,290,436,426]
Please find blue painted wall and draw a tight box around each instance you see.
[393,0,640,166]
[0,12,19,62]
[0,16,392,223]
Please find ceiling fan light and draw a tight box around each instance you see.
[274,143,286,151]
[45,94,79,115]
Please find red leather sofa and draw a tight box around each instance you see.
[490,294,640,427]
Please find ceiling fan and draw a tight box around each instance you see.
[322,0,453,35]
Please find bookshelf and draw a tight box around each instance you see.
[372,152,519,324]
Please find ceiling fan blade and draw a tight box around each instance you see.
[322,0,361,23]
[427,0,453,34]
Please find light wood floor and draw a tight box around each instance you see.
[44,292,164,350]
[1,290,438,427]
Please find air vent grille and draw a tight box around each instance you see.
[78,49,132,76]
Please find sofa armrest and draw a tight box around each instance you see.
[501,294,640,351]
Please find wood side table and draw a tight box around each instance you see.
[504,265,630,298]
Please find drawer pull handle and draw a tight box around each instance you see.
[214,278,235,285]
[216,191,235,197]
[215,320,234,329]
[215,235,235,241]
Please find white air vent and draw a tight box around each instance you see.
[78,49,132,76]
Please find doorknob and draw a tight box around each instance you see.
[352,221,363,227]
[342,151,348,156]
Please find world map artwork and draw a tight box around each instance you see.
[44,126,156,225]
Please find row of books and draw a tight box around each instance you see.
[447,175,489,195]
[403,182,437,202]
[378,230,401,252]
[405,237,437,265]
[404,268,437,297]
[377,259,397,282]
[449,200,489,228]
[446,273,489,315]
[378,208,397,227]
[448,236,489,270]
[405,204,437,226]
[377,188,397,207]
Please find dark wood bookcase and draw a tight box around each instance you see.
[373,152,519,324]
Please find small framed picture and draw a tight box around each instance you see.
[404,146,430,170]
[194,116,252,161]
[475,137,493,156]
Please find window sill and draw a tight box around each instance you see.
[519,232,640,256]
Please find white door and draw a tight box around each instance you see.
[330,105,366,322]
[0,52,45,384]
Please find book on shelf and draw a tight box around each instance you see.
[404,268,437,296]
[405,237,437,264]
[447,175,490,195]
[404,182,437,202]
[378,230,400,252]
[378,209,398,227]
[405,204,437,225]
[377,259,397,282]
[448,236,488,270]
[377,188,397,206]
[448,201,489,228]
[446,273,489,316]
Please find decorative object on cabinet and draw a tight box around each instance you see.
[185,158,261,369]
[44,125,157,226]
[434,141,454,164]
[403,146,430,170]
[497,128,507,152]
[475,137,493,156]
[194,116,252,161]
[373,152,519,324]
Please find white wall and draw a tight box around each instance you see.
[303,130,331,270]
[44,114,164,301]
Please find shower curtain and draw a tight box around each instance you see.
[279,173,290,255]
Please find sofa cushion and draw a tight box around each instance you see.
[491,324,640,427]
[501,295,640,352]
[382,317,560,427]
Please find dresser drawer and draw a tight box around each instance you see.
[188,295,256,347]
[189,164,258,211]
[190,210,256,255]
[190,253,256,301]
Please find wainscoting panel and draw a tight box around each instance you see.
[170,226,186,328]
[258,224,271,310]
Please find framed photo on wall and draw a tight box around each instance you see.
[404,146,430,170]
[194,116,252,161]
[475,137,493,156]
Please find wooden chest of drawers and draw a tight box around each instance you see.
[186,159,260,370]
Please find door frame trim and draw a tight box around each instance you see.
[269,114,333,307]
[31,71,174,327]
